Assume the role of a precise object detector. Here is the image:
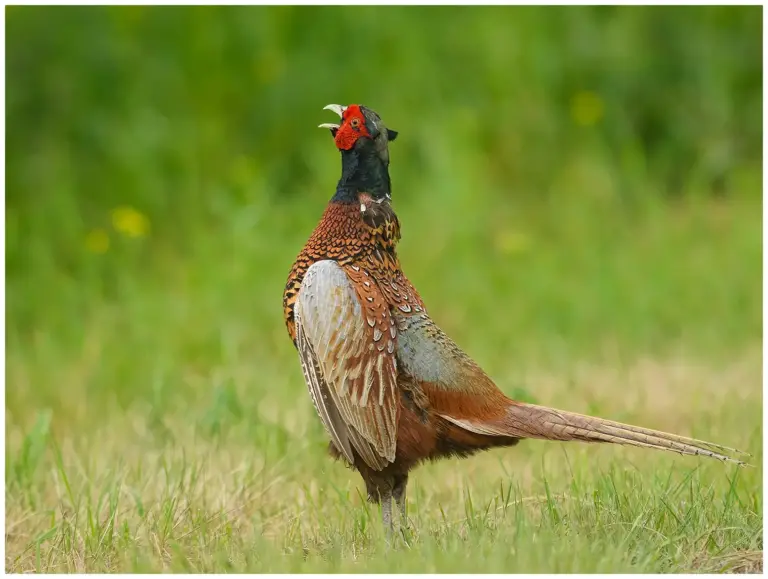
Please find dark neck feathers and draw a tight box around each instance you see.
[332,146,391,203]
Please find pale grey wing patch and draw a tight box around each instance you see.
[395,310,509,438]
[394,312,472,388]
[297,260,398,469]
[295,302,355,465]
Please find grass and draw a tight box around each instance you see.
[5,185,762,572]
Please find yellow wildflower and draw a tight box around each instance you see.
[570,91,604,127]
[111,206,150,238]
[494,230,531,256]
[85,228,110,254]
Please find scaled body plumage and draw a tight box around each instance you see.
[282,103,747,531]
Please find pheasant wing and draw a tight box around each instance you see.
[294,326,355,465]
[295,260,399,470]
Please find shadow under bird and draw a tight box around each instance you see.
[282,103,748,532]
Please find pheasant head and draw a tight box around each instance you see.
[320,104,399,204]
[319,103,398,152]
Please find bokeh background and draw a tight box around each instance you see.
[6,5,762,572]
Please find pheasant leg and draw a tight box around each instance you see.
[380,489,393,534]
[393,474,408,527]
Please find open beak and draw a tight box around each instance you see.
[318,103,346,130]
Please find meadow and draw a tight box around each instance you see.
[5,5,762,572]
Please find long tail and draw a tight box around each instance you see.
[441,401,749,465]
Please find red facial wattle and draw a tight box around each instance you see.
[334,104,371,150]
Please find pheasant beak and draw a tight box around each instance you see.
[323,103,346,117]
[318,103,346,130]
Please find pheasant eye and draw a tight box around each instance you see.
[350,118,361,129]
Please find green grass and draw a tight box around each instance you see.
[5,190,762,572]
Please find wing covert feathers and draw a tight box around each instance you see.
[295,260,399,471]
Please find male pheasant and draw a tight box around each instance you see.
[283,104,746,531]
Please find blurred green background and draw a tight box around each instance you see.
[5,6,762,572]
[6,4,762,425]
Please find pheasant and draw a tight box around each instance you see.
[283,103,747,531]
